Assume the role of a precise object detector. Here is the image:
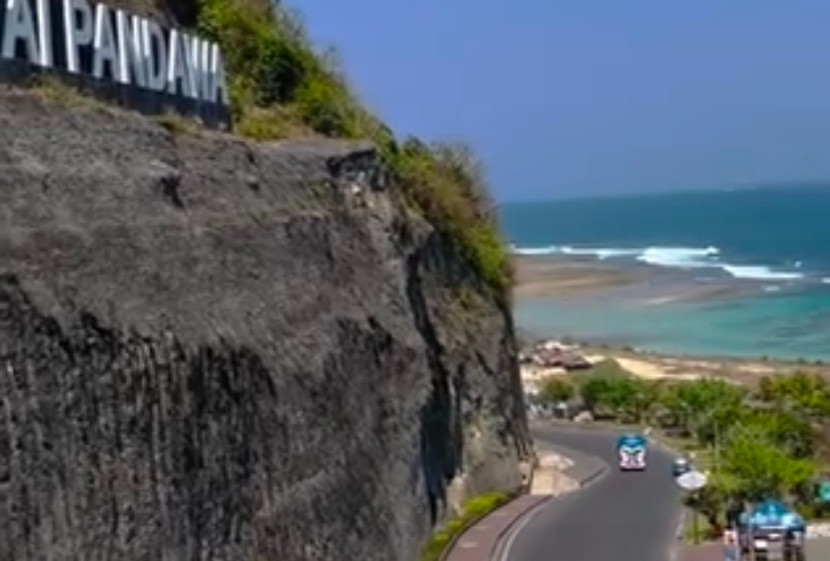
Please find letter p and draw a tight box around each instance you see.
[63,0,93,74]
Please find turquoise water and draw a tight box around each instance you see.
[501,185,830,360]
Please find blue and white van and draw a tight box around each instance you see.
[616,433,648,471]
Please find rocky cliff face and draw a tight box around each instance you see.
[0,90,532,561]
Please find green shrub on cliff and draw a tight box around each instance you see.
[196,0,395,148]
[190,0,512,293]
[395,138,512,293]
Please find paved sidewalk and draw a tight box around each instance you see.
[444,445,604,561]
[442,494,550,561]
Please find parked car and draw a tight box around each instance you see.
[672,457,691,478]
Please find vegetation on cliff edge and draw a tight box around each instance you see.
[191,0,511,294]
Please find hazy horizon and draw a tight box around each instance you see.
[498,180,830,204]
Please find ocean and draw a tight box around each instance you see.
[500,185,830,361]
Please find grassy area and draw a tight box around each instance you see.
[420,491,511,561]
[29,75,101,111]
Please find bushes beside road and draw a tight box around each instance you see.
[536,361,830,533]
[420,491,511,561]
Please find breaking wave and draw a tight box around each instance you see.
[510,243,806,281]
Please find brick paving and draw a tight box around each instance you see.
[442,495,550,561]
[682,542,722,561]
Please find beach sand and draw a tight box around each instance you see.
[512,253,754,303]
[512,254,638,297]
[580,347,813,385]
[523,344,830,390]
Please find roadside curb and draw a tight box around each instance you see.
[536,440,609,489]
[489,495,554,561]
[441,442,606,561]
[437,487,525,561]
[489,446,609,561]
[437,454,537,561]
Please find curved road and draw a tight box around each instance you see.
[505,422,685,561]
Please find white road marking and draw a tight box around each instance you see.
[495,465,611,561]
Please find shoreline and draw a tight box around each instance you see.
[520,338,830,389]
[512,253,830,368]
[511,253,785,302]
[511,254,640,297]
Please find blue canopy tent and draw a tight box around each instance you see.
[732,499,807,561]
[741,499,806,531]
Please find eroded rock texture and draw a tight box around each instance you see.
[0,91,531,561]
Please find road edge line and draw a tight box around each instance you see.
[491,495,554,561]
[490,453,610,561]
[668,507,687,561]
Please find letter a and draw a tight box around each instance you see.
[2,0,40,63]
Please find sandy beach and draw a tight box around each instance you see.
[512,254,638,297]
[512,253,756,303]
[521,341,830,392]
[584,344,830,384]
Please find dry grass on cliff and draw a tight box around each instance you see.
[190,0,513,294]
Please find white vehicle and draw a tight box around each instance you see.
[616,434,648,471]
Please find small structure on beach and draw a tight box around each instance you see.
[521,339,593,371]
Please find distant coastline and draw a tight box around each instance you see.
[518,331,830,391]
[512,252,830,364]
[503,188,830,364]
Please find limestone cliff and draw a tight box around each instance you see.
[0,90,532,561]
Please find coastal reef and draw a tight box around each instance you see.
[0,86,531,561]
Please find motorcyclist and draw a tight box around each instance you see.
[725,497,744,530]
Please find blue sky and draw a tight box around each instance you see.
[295,0,830,201]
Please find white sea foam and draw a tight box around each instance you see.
[510,244,561,256]
[510,243,806,281]
[635,246,720,268]
[720,265,804,281]
[510,244,641,259]
[559,246,642,259]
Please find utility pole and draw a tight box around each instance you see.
[692,491,700,545]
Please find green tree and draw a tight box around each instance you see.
[661,379,745,445]
[576,373,660,423]
[758,372,830,419]
[579,376,623,418]
[686,472,742,537]
[722,424,817,500]
[740,407,816,458]
[539,377,575,403]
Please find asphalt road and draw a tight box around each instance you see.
[504,422,685,561]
